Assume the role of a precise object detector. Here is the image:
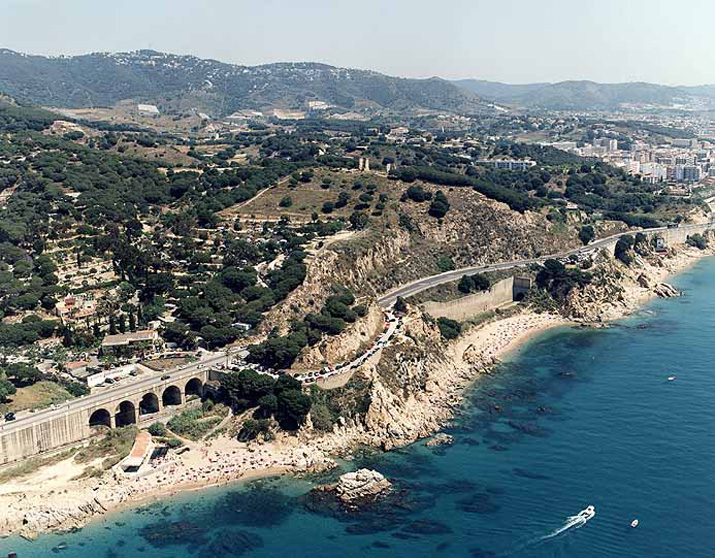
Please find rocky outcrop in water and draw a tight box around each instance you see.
[14,497,109,540]
[335,469,392,503]
[425,433,454,447]
[653,282,679,298]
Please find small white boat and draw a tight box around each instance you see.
[631,519,639,528]
[667,375,677,381]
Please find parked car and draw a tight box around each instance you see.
[105,378,115,385]
[4,412,16,422]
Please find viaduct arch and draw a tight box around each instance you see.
[0,366,214,466]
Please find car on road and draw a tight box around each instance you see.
[161,374,171,380]
[4,412,16,422]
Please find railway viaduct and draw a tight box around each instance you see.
[0,358,219,465]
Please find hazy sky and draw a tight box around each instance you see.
[2,0,713,85]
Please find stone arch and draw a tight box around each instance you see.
[139,392,160,416]
[162,385,182,407]
[185,377,203,399]
[89,408,111,428]
[115,400,137,427]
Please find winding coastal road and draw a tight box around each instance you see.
[377,223,711,307]
[1,222,710,454]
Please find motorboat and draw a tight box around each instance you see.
[667,375,677,381]
[577,505,596,520]
[631,519,639,528]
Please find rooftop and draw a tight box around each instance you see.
[121,431,153,470]
[101,330,158,347]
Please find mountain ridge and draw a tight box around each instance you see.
[0,48,492,116]
[453,78,715,110]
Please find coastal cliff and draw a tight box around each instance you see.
[1,240,711,540]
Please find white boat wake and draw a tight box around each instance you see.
[540,505,596,540]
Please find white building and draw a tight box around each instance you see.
[137,104,160,115]
[476,159,537,171]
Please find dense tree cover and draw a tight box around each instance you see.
[605,212,661,229]
[615,235,635,265]
[491,142,583,166]
[403,184,433,202]
[0,317,58,347]
[437,317,462,339]
[391,165,537,213]
[59,377,90,397]
[247,286,360,370]
[4,363,43,387]
[458,273,491,294]
[221,370,311,430]
[436,255,455,272]
[686,233,708,250]
[536,259,591,302]
[0,100,58,132]
[348,211,369,230]
[562,163,668,219]
[238,418,274,441]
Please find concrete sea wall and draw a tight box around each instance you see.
[422,276,516,321]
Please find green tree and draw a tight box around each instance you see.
[428,190,450,218]
[615,235,634,265]
[276,389,312,430]
[6,363,42,386]
[349,211,369,230]
[578,225,595,245]
[148,422,168,436]
[458,275,473,294]
[394,296,408,314]
[222,369,276,408]
[0,378,16,402]
[437,317,462,340]
[437,255,455,272]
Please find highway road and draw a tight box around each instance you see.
[377,223,711,307]
[2,222,710,437]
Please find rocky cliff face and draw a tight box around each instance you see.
[294,302,384,368]
[563,243,706,322]
[307,311,476,451]
[285,194,580,310]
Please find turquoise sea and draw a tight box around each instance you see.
[4,257,715,558]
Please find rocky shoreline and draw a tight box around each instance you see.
[1,242,712,541]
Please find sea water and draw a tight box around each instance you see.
[5,257,715,558]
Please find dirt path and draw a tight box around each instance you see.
[219,175,291,217]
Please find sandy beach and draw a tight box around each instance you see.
[0,245,711,539]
